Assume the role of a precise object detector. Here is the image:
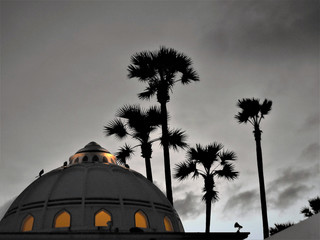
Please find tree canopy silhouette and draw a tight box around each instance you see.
[174,143,238,233]
[128,46,199,204]
[104,104,187,182]
[301,196,320,217]
[235,97,272,239]
[269,222,294,236]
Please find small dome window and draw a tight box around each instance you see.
[54,210,71,228]
[95,209,112,227]
[135,210,148,229]
[21,214,34,232]
[92,155,99,162]
[164,216,173,232]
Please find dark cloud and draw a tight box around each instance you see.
[203,0,319,59]
[224,165,319,215]
[272,184,311,209]
[300,143,320,162]
[174,192,203,219]
[223,189,260,215]
[267,167,318,194]
[267,166,319,211]
[299,113,320,132]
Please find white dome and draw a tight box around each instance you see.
[0,142,184,233]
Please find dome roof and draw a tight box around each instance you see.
[0,142,184,233]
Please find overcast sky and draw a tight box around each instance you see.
[0,1,319,239]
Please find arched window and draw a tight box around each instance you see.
[134,210,148,228]
[164,216,173,232]
[95,209,112,227]
[21,215,34,232]
[54,210,71,228]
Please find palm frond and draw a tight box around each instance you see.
[236,98,261,124]
[104,119,127,139]
[219,150,237,164]
[162,128,188,151]
[215,163,239,180]
[260,99,272,116]
[128,51,156,81]
[138,83,157,100]
[180,67,200,84]
[157,46,193,72]
[202,189,219,203]
[207,143,224,157]
[235,111,250,124]
[146,106,162,127]
[174,160,197,181]
[116,144,134,165]
[116,104,141,119]
[186,144,202,162]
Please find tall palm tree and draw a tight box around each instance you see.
[128,46,199,204]
[104,104,187,182]
[235,98,272,239]
[174,143,238,233]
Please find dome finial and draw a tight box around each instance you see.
[68,142,117,165]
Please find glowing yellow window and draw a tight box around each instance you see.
[95,210,111,227]
[54,211,71,228]
[135,210,148,228]
[164,216,173,232]
[21,215,34,232]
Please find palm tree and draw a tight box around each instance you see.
[269,222,294,236]
[127,46,199,204]
[235,98,272,239]
[104,104,187,182]
[174,143,238,233]
[301,196,320,217]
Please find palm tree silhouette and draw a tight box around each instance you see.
[104,104,187,182]
[235,98,272,239]
[174,143,238,233]
[128,46,199,204]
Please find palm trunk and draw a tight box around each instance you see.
[254,127,269,239]
[205,198,211,233]
[141,142,153,182]
[160,102,173,205]
[144,156,153,182]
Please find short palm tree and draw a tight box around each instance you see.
[128,46,199,204]
[104,104,187,182]
[174,143,238,233]
[235,98,272,239]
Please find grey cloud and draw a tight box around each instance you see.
[300,143,320,162]
[267,166,319,210]
[174,192,203,219]
[272,184,310,209]
[173,183,190,193]
[267,167,318,194]
[203,0,319,59]
[299,113,320,132]
[223,189,259,216]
